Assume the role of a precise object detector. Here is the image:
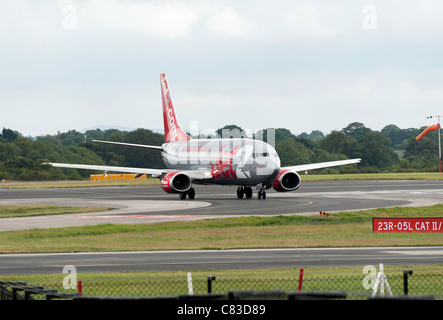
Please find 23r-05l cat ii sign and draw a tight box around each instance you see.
[373,218,443,233]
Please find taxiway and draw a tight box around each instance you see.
[0,180,442,231]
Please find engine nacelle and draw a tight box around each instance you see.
[272,170,301,192]
[161,171,192,193]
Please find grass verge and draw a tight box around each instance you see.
[301,172,443,181]
[0,205,110,218]
[0,178,160,189]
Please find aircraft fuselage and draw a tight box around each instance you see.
[162,138,280,187]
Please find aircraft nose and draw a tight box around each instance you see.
[273,155,281,175]
[261,154,280,178]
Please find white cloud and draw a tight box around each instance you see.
[2,1,443,137]
[81,0,199,38]
[370,1,443,43]
[206,6,255,37]
[284,4,335,37]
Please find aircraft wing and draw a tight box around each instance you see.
[42,163,212,180]
[282,158,361,172]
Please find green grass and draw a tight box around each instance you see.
[301,172,443,181]
[1,204,443,254]
[0,204,110,218]
[0,178,160,189]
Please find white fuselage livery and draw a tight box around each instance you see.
[161,138,280,186]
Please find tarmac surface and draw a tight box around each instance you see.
[0,180,442,231]
[2,247,443,274]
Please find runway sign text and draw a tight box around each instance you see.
[373,218,443,233]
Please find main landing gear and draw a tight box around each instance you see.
[236,186,252,199]
[258,189,267,200]
[179,187,195,200]
[237,186,266,200]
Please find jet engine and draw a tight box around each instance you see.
[161,171,192,193]
[272,170,301,192]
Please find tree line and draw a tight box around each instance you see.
[0,122,440,181]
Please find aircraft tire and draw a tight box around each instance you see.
[188,188,195,199]
[237,187,244,199]
[245,187,253,199]
[258,190,267,200]
[179,193,187,200]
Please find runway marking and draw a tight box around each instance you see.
[384,250,443,255]
[73,215,201,219]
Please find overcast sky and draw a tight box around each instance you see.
[1,0,443,137]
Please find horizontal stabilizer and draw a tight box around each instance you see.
[92,140,163,151]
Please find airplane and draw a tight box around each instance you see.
[42,73,361,200]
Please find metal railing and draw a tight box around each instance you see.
[0,281,81,300]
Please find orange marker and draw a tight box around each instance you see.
[416,123,440,141]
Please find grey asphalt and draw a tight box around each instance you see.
[1,180,442,231]
[1,247,443,274]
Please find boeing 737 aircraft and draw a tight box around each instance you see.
[43,74,361,200]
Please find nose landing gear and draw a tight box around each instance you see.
[258,189,266,200]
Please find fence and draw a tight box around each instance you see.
[1,268,442,300]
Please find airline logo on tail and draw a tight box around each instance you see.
[161,73,190,143]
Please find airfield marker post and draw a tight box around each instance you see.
[372,263,392,297]
[403,270,413,295]
[207,275,216,294]
[187,272,193,295]
[298,268,304,292]
[77,280,83,296]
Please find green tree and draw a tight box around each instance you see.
[276,139,311,166]
[361,131,398,169]
[381,124,402,148]
[404,134,440,171]
[321,131,346,154]
[342,122,371,142]
[122,128,164,168]
[320,131,361,159]
[381,124,421,150]
[1,128,20,142]
[256,128,296,145]
[298,130,325,141]
[60,130,86,146]
[216,125,247,138]
[309,130,325,141]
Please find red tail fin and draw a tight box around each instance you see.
[160,73,191,143]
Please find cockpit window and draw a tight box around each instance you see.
[253,152,271,158]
